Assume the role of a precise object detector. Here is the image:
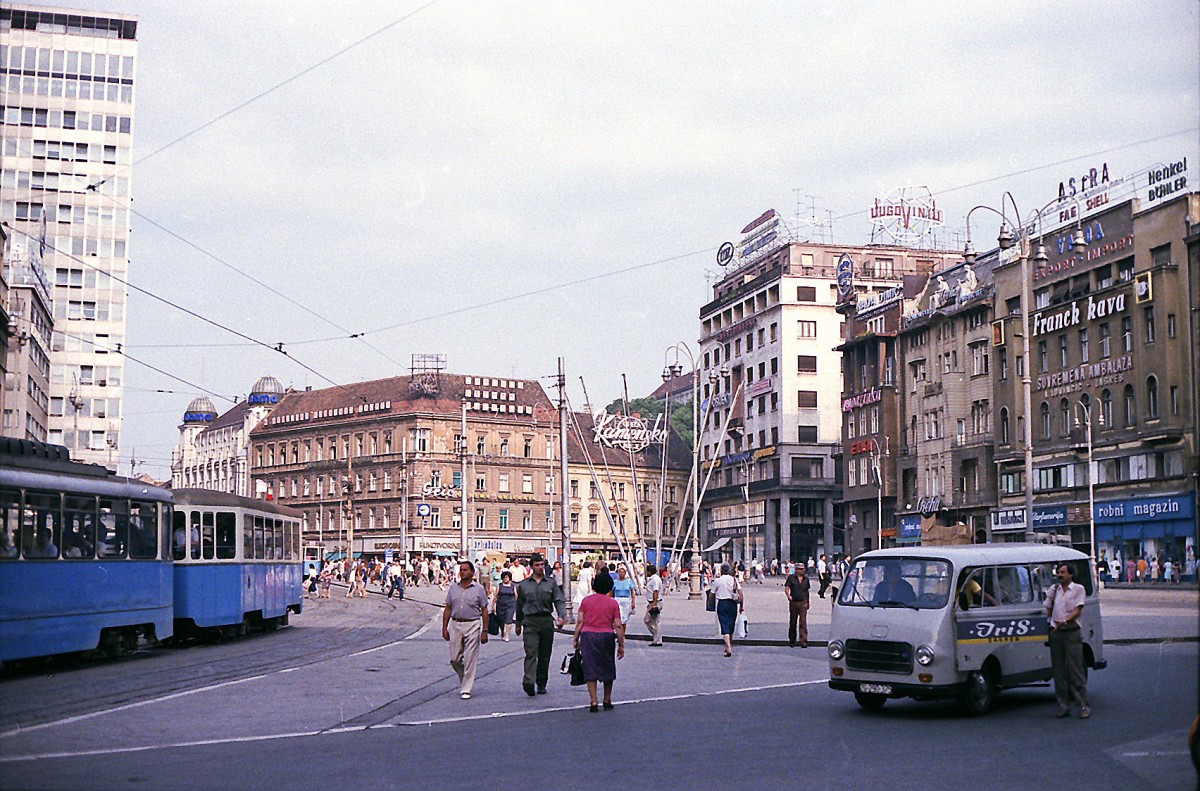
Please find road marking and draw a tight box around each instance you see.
[0,674,266,740]
[1119,750,1189,757]
[0,678,828,762]
[395,679,828,726]
[348,613,439,656]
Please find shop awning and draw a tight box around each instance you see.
[701,537,730,553]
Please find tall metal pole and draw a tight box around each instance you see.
[345,436,354,568]
[460,400,468,560]
[400,437,408,564]
[690,363,702,599]
[557,357,573,619]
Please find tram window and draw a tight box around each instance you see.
[283,521,293,561]
[243,514,254,560]
[201,511,215,560]
[265,518,275,560]
[172,510,187,560]
[64,495,97,559]
[215,512,236,559]
[24,492,62,559]
[162,505,173,560]
[129,500,158,559]
[189,511,202,559]
[254,515,265,560]
[98,499,128,559]
[1,491,21,559]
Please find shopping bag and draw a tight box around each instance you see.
[567,652,586,686]
[705,590,716,612]
[487,613,500,636]
[734,613,749,639]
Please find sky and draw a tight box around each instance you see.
[37,0,1200,478]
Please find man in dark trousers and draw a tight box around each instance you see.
[784,563,811,648]
[515,553,567,696]
[817,554,832,598]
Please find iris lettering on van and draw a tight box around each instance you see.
[958,618,1048,643]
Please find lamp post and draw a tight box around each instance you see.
[964,195,1086,543]
[1074,400,1102,567]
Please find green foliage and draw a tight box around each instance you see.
[599,396,695,449]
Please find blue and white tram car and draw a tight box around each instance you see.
[170,489,303,635]
[0,438,174,663]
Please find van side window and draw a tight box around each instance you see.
[958,568,997,609]
[994,566,1033,605]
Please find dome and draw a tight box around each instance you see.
[183,397,217,424]
[250,375,284,397]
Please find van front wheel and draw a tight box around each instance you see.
[962,669,996,715]
[854,691,887,711]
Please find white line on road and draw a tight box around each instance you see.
[0,678,828,763]
[348,613,440,656]
[0,674,266,740]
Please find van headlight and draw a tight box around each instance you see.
[916,645,935,666]
[828,640,845,661]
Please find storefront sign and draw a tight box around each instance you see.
[736,209,783,264]
[748,377,773,396]
[1036,354,1133,395]
[848,439,876,455]
[1034,202,1133,282]
[1144,156,1188,207]
[1031,289,1129,337]
[1094,494,1193,523]
[842,387,882,412]
[713,315,757,343]
[248,393,279,405]
[991,508,1026,532]
[917,497,940,516]
[184,411,214,422]
[856,286,903,318]
[423,483,463,500]
[469,538,548,555]
[899,515,922,539]
[708,524,764,539]
[1032,506,1068,531]
[592,411,667,453]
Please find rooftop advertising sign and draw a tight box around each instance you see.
[869,186,944,246]
[592,412,667,453]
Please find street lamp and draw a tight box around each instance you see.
[964,194,1086,543]
[1074,400,1103,568]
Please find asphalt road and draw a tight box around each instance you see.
[2,596,1195,790]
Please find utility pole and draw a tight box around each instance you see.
[558,357,573,620]
[400,437,408,565]
[344,436,354,570]
[460,399,469,560]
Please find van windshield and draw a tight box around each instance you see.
[839,557,952,609]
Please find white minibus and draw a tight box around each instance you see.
[828,544,1105,714]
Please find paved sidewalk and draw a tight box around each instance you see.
[387,575,1198,646]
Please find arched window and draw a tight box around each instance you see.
[1101,389,1113,427]
[1147,376,1159,419]
[1040,402,1051,439]
[1060,398,1071,435]
[1123,384,1136,426]
[1000,407,1010,444]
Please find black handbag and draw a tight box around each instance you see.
[487,611,501,636]
[567,651,585,686]
[705,590,716,612]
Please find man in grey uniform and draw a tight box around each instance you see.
[514,553,567,696]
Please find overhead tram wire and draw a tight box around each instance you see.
[53,326,237,404]
[277,127,1197,346]
[119,201,406,368]
[3,223,364,402]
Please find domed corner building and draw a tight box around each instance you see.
[171,376,288,497]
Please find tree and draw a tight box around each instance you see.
[599,396,695,449]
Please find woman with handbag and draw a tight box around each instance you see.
[711,563,742,657]
[492,570,518,641]
[572,570,624,712]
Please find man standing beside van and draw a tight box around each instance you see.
[1046,563,1090,719]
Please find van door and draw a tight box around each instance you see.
[954,566,1050,681]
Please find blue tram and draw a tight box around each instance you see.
[0,438,174,662]
[170,489,303,635]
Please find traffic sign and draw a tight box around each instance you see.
[416,503,431,517]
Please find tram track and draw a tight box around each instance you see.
[0,596,432,734]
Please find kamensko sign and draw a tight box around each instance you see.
[592,412,667,453]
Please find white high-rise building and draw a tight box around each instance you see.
[1,5,137,466]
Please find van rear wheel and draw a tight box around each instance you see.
[854,691,887,711]
[962,669,996,715]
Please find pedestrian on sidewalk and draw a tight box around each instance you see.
[442,560,489,700]
[574,561,595,612]
[1046,562,1089,719]
[612,564,635,634]
[784,563,811,648]
[643,564,663,646]
[817,554,831,598]
[515,553,567,696]
[1125,558,1136,584]
[492,570,517,641]
[573,569,624,712]
[711,563,742,657]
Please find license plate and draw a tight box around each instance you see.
[859,683,892,695]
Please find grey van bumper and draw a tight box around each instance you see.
[829,678,968,700]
